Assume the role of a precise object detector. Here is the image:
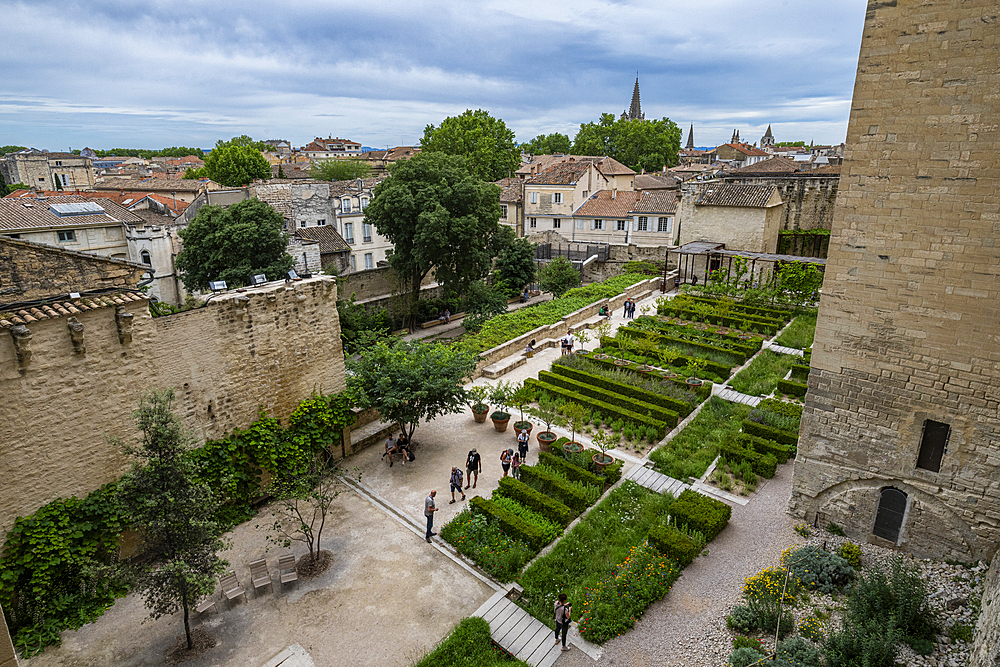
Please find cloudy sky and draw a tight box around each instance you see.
[1,0,868,152]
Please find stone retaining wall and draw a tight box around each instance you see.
[970,550,1000,667]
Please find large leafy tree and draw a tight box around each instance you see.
[365,151,502,327]
[572,113,681,172]
[309,158,371,181]
[521,133,571,155]
[199,135,272,186]
[176,199,294,291]
[347,339,478,443]
[538,256,581,297]
[494,235,536,295]
[115,389,227,651]
[421,109,520,181]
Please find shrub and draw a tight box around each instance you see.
[798,615,825,642]
[824,616,902,667]
[495,477,574,526]
[669,489,732,541]
[825,522,846,537]
[519,464,596,513]
[747,398,802,432]
[728,646,766,667]
[733,635,764,652]
[790,363,811,382]
[538,451,604,490]
[550,362,693,416]
[777,379,808,397]
[781,545,854,594]
[736,433,792,464]
[469,496,550,550]
[729,350,799,396]
[727,605,758,633]
[794,522,812,538]
[413,616,530,667]
[777,636,823,667]
[649,397,752,481]
[838,542,862,569]
[439,510,535,582]
[741,420,799,447]
[845,557,938,642]
[550,440,625,485]
[648,524,700,567]
[526,378,669,437]
[537,370,679,428]
[489,495,563,544]
[720,440,778,478]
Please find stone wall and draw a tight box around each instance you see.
[337,266,438,305]
[0,276,345,534]
[970,549,1000,667]
[0,605,15,667]
[0,237,146,305]
[724,174,839,231]
[789,0,1000,561]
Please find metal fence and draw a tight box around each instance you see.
[535,242,610,263]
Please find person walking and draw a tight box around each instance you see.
[565,331,575,354]
[449,466,465,503]
[424,490,438,543]
[511,449,522,480]
[500,448,512,477]
[517,429,529,463]
[554,593,572,651]
[628,299,636,319]
[622,298,630,318]
[465,448,481,489]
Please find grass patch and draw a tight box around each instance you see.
[729,350,799,397]
[517,482,675,637]
[774,313,817,349]
[649,397,752,480]
[440,509,536,582]
[413,616,529,666]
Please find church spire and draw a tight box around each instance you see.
[685,124,694,149]
[621,75,645,121]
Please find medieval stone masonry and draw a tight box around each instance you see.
[789,0,1000,564]
[0,277,346,533]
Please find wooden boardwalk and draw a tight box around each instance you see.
[473,591,564,667]
[716,387,763,406]
[768,343,805,357]
[624,464,689,496]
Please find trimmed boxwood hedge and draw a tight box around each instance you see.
[735,432,792,464]
[495,477,575,526]
[525,378,669,437]
[648,320,764,355]
[686,296,794,322]
[519,464,595,513]
[648,524,699,567]
[742,420,798,447]
[537,369,679,428]
[777,379,808,397]
[538,451,604,490]
[584,354,715,400]
[549,437,624,485]
[720,441,778,478]
[551,364,693,417]
[669,489,731,542]
[599,337,732,378]
[656,306,783,335]
[790,364,810,382]
[618,327,750,365]
[469,496,550,550]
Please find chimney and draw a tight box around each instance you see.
[612,188,617,199]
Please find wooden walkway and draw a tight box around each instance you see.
[716,388,763,406]
[624,464,689,496]
[768,343,805,357]
[473,591,564,667]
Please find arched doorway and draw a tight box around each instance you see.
[873,487,907,543]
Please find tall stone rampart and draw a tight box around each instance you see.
[970,549,1000,667]
[0,276,345,534]
[789,0,1000,561]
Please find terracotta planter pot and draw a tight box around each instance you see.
[536,431,557,452]
[562,441,584,454]
[472,404,489,423]
[638,365,653,373]
[738,334,753,340]
[593,452,615,474]
[491,412,510,432]
[661,371,678,379]
[613,359,631,367]
[574,349,588,355]
[593,353,610,360]
[514,421,533,436]
[685,377,704,386]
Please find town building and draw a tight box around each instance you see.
[93,177,222,204]
[0,150,95,191]
[715,142,770,168]
[358,146,420,176]
[300,136,363,160]
[760,125,775,149]
[495,177,523,236]
[0,195,139,260]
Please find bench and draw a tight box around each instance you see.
[419,311,466,329]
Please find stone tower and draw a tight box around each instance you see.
[730,129,741,144]
[789,0,1000,562]
[685,124,695,150]
[621,76,645,121]
[760,124,774,148]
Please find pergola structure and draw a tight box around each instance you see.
[665,241,826,290]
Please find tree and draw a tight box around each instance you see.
[0,145,26,156]
[201,135,272,186]
[494,235,536,296]
[461,280,510,333]
[176,199,293,291]
[310,158,371,181]
[421,109,520,181]
[538,256,580,297]
[347,339,478,443]
[571,113,681,172]
[365,151,502,328]
[775,141,807,148]
[0,180,28,197]
[522,133,571,155]
[115,389,227,651]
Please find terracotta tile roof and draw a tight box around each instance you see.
[810,164,841,175]
[94,177,218,192]
[721,143,770,157]
[526,161,593,185]
[728,156,803,175]
[295,226,351,254]
[494,177,522,203]
[0,195,143,231]
[635,173,681,190]
[593,156,636,176]
[0,290,148,329]
[631,190,678,215]
[574,190,640,218]
[328,176,387,197]
[695,184,780,208]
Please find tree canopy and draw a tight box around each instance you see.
[571,114,681,173]
[195,135,272,186]
[775,141,807,148]
[521,133,571,155]
[175,199,293,290]
[365,151,502,327]
[309,158,371,181]
[420,109,520,181]
[115,389,227,650]
[493,234,536,295]
[347,339,478,442]
[0,145,26,157]
[90,147,206,158]
[538,256,581,297]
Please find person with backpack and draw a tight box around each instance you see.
[554,593,572,651]
[500,448,512,477]
[465,448,481,489]
[449,466,465,503]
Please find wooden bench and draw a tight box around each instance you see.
[418,312,466,329]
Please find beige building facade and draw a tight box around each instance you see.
[0,151,95,191]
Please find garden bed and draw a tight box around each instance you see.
[774,312,818,350]
[728,350,799,397]
[649,397,753,481]
[413,616,529,667]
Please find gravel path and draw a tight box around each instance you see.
[558,459,803,667]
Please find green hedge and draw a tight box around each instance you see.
[537,370,679,428]
[551,364,693,417]
[669,489,732,542]
[469,496,550,550]
[599,337,732,378]
[525,378,669,437]
[735,433,793,465]
[720,441,778,478]
[777,379,808,397]
[742,419,799,447]
[651,320,765,354]
[584,354,714,400]
[549,437,624,485]
[539,451,604,490]
[656,306,783,335]
[618,327,750,365]
[495,477,575,526]
[648,524,700,567]
[790,364,811,382]
[519,464,595,513]
[686,296,794,322]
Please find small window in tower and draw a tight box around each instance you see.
[141,250,152,265]
[916,419,950,472]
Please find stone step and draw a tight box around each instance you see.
[482,355,527,379]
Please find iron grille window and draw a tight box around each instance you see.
[916,419,950,472]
